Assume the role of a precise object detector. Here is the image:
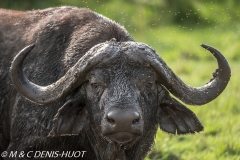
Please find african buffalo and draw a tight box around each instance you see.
[0,6,230,160]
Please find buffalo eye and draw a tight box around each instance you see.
[91,83,100,89]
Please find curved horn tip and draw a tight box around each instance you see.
[16,44,36,59]
[25,44,36,52]
[28,43,35,48]
[200,43,208,48]
[200,43,211,50]
[11,44,36,69]
[200,43,217,54]
[23,44,35,52]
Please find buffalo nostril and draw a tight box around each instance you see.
[132,118,140,125]
[106,110,141,127]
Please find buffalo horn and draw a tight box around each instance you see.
[138,44,231,105]
[10,42,119,105]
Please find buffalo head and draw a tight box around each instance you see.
[10,39,230,146]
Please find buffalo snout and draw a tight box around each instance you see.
[102,108,143,143]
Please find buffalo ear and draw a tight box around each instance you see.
[48,99,89,137]
[157,96,203,135]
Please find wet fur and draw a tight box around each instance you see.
[0,7,203,160]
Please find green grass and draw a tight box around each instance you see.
[145,62,240,160]
[134,25,240,160]
[131,24,240,62]
[1,1,239,159]
[125,7,240,159]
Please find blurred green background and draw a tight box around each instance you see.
[1,0,239,160]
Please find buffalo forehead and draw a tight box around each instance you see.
[88,40,155,67]
[88,64,156,83]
